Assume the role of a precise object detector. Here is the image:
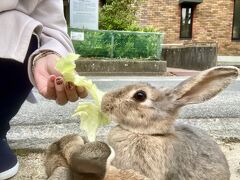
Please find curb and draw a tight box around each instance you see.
[75,59,167,76]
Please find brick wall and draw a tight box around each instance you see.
[137,0,240,55]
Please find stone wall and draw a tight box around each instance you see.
[137,0,240,55]
[75,59,167,76]
[161,43,217,70]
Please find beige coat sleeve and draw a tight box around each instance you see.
[31,0,74,56]
[28,0,74,86]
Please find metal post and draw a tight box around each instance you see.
[110,32,114,58]
[156,34,161,60]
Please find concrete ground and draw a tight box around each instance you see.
[221,143,240,180]
[11,143,240,180]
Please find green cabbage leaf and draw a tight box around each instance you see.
[56,53,109,141]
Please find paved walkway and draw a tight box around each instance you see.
[12,143,240,180]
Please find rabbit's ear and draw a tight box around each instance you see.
[171,66,239,105]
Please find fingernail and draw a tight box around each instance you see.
[50,75,56,82]
[67,82,74,90]
[56,77,63,85]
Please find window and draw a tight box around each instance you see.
[180,6,194,39]
[233,0,240,40]
[100,0,107,7]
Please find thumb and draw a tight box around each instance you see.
[46,54,62,76]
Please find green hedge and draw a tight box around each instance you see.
[71,29,164,60]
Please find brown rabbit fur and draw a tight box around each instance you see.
[101,66,239,180]
[45,134,148,180]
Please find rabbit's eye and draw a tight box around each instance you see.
[133,90,147,102]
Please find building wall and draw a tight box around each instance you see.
[137,0,240,55]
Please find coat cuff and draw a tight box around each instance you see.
[27,38,73,86]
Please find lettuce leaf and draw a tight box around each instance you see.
[56,53,109,141]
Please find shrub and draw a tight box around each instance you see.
[72,29,163,59]
[72,0,163,60]
[99,0,147,31]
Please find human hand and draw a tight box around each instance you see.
[33,53,88,105]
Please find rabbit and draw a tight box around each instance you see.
[45,134,148,180]
[101,66,239,180]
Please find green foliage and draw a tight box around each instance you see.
[74,0,163,59]
[99,0,143,31]
[72,29,164,59]
[72,0,164,60]
[126,23,158,32]
[113,32,160,59]
[73,31,112,58]
[56,53,109,142]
